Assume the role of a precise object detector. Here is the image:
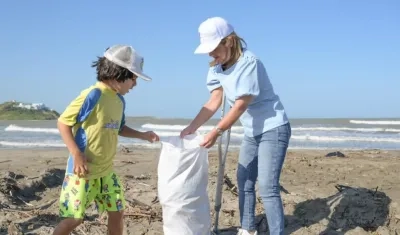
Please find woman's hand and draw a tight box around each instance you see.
[199,129,219,148]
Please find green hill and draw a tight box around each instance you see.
[0,101,60,120]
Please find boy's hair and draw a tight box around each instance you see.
[91,56,134,82]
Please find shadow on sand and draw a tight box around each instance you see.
[254,184,391,234]
[0,168,65,206]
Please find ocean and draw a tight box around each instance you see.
[0,118,400,150]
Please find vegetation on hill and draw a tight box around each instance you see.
[0,101,60,120]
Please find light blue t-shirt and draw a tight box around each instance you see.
[206,49,289,137]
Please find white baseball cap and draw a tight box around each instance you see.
[194,17,234,54]
[104,44,152,81]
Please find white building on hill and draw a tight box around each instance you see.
[14,102,49,111]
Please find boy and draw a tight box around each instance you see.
[53,44,159,235]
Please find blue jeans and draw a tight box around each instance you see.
[237,123,291,234]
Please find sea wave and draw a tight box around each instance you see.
[141,123,244,132]
[0,141,65,147]
[5,124,59,134]
[0,140,392,151]
[292,126,400,132]
[291,135,400,143]
[350,120,400,125]
[4,124,400,136]
[0,141,161,149]
[0,140,241,150]
[142,123,400,133]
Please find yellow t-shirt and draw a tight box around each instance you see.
[58,82,126,179]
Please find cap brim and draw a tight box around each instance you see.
[131,70,152,81]
[194,40,221,54]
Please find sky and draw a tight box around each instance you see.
[0,0,399,119]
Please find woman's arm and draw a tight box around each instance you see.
[200,57,261,147]
[189,87,223,130]
[199,95,253,148]
[216,57,261,132]
[215,95,252,131]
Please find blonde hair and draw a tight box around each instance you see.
[209,32,247,67]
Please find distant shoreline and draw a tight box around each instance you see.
[0,101,60,121]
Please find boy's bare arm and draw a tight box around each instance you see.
[119,125,145,139]
[119,125,159,142]
[57,121,81,156]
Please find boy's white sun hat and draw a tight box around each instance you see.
[194,17,234,54]
[104,44,152,81]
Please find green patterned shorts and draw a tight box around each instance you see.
[58,171,126,219]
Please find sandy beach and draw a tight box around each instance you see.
[1,147,400,235]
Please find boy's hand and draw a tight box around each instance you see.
[180,125,196,138]
[73,152,91,178]
[142,131,160,143]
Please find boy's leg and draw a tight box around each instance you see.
[53,174,97,235]
[53,219,82,235]
[108,211,124,235]
[96,172,126,235]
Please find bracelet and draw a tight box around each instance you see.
[214,127,224,136]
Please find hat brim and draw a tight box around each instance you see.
[103,52,152,81]
[194,39,221,54]
[130,70,152,81]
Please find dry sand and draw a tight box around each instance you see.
[1,147,400,235]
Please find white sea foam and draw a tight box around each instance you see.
[350,120,400,125]
[5,124,59,134]
[5,123,400,135]
[141,123,244,132]
[291,135,400,143]
[2,120,400,150]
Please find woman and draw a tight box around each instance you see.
[180,17,291,235]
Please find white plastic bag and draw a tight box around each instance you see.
[157,134,211,235]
